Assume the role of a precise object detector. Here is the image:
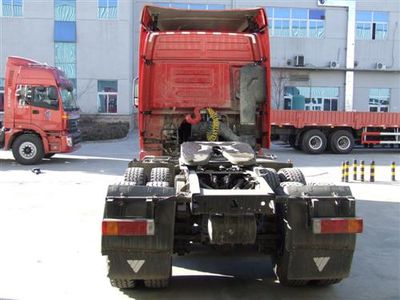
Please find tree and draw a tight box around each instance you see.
[271,69,289,110]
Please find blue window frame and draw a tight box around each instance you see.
[2,0,22,17]
[55,0,76,21]
[356,11,389,40]
[98,0,117,19]
[153,2,225,10]
[267,7,325,38]
[55,43,76,79]
[54,21,76,42]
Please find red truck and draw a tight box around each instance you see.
[101,6,362,290]
[0,57,81,164]
[271,109,400,154]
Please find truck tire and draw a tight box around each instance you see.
[277,181,304,195]
[313,279,342,286]
[110,279,136,289]
[12,134,44,165]
[146,181,169,187]
[329,130,354,154]
[144,278,170,288]
[124,167,145,185]
[301,129,327,154]
[150,167,171,182]
[278,168,306,185]
[260,168,281,191]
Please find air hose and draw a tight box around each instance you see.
[206,107,220,141]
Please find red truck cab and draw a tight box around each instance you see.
[0,56,81,164]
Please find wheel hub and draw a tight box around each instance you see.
[19,142,37,159]
[309,136,323,150]
[337,136,350,150]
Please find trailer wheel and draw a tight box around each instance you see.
[144,278,170,288]
[301,129,327,154]
[124,167,145,185]
[278,168,306,185]
[312,279,342,286]
[260,168,281,191]
[150,167,171,182]
[329,130,354,154]
[110,279,136,289]
[12,134,44,165]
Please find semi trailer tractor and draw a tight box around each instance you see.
[101,6,363,289]
[0,57,80,164]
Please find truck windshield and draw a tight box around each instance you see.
[60,88,79,111]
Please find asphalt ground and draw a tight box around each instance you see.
[0,132,399,300]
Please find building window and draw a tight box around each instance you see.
[2,0,22,16]
[55,0,75,21]
[369,88,390,112]
[356,11,388,40]
[267,7,325,38]
[98,0,117,19]
[0,78,4,112]
[98,80,118,113]
[54,21,77,42]
[284,87,339,111]
[154,2,225,10]
[55,43,76,79]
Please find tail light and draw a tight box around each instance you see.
[102,219,155,236]
[313,218,363,234]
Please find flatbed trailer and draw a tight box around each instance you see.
[271,110,400,154]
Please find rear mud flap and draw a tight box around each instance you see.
[107,251,171,280]
[277,185,358,280]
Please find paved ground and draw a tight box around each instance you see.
[0,132,399,300]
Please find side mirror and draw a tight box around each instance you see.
[133,77,139,107]
[47,87,58,100]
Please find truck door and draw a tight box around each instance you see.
[30,86,62,131]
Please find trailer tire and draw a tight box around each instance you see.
[301,129,327,154]
[329,130,354,154]
[260,168,281,191]
[150,167,171,182]
[124,167,145,185]
[12,134,44,165]
[278,168,306,185]
[110,279,136,289]
[144,278,170,288]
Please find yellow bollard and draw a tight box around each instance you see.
[345,161,350,182]
[353,159,358,181]
[360,160,365,182]
[370,161,375,182]
[341,161,345,182]
[392,161,396,181]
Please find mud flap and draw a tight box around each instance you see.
[107,252,171,280]
[102,184,176,280]
[276,185,358,280]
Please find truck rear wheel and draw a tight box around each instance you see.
[12,134,44,165]
[110,279,136,289]
[150,167,171,182]
[313,279,342,286]
[260,168,281,191]
[144,278,170,288]
[124,167,145,184]
[278,168,306,185]
[329,130,354,154]
[301,129,327,154]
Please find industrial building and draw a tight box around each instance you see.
[1,0,399,125]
